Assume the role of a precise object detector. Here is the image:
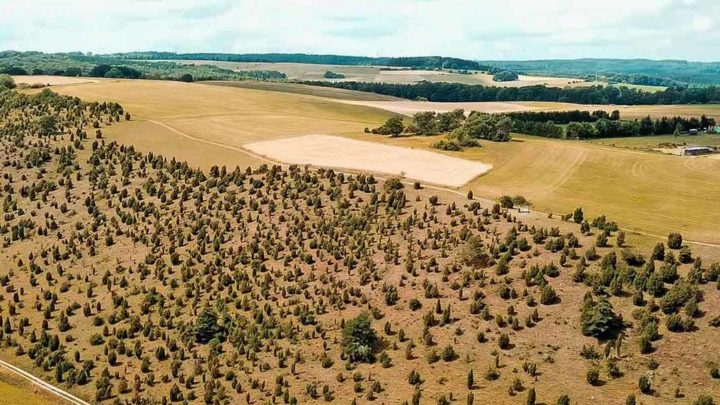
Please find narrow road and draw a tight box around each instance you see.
[0,360,90,405]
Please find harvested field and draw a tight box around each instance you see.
[12,75,101,86]
[245,134,492,187]
[0,367,71,405]
[339,99,720,121]
[347,132,720,249]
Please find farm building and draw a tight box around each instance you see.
[684,146,715,156]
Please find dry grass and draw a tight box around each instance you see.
[0,367,71,405]
[45,79,392,170]
[202,80,400,101]
[4,78,720,405]
[12,75,102,86]
[46,80,720,250]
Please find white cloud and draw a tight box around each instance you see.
[0,0,718,60]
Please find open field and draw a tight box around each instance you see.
[245,134,492,187]
[332,99,720,120]
[43,79,720,248]
[11,75,101,86]
[42,79,392,169]
[160,60,597,87]
[590,133,720,150]
[341,132,720,248]
[203,80,401,101]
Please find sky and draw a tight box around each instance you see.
[1,0,719,61]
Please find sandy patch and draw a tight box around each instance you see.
[244,134,491,187]
[12,75,100,86]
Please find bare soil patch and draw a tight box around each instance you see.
[245,134,492,187]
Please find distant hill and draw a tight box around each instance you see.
[110,52,493,71]
[481,58,720,86]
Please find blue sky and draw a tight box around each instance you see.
[1,0,719,61]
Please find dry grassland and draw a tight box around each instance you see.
[46,80,720,250]
[45,79,393,170]
[12,75,101,86]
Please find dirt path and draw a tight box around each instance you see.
[0,360,89,405]
[143,119,277,165]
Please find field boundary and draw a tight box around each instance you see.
[0,360,89,405]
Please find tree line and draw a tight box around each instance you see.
[303,80,720,105]
[367,108,716,141]
[519,113,714,140]
[0,51,286,82]
[111,52,492,71]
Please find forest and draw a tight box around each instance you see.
[480,59,720,86]
[304,80,720,105]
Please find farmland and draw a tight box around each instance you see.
[39,79,720,250]
[160,60,596,88]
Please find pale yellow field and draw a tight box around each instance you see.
[47,79,720,250]
[12,75,101,86]
[0,368,71,405]
[333,99,720,121]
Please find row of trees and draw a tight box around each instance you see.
[500,109,714,140]
[304,80,720,105]
[550,115,714,140]
[368,110,512,146]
